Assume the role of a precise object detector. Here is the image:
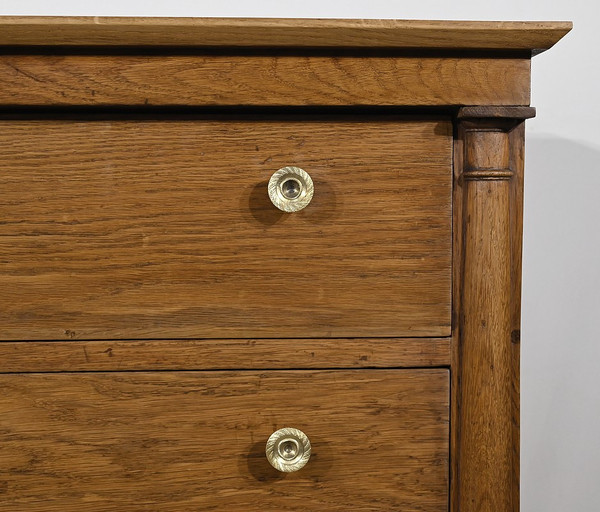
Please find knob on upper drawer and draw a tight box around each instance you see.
[265,427,311,472]
[268,166,314,212]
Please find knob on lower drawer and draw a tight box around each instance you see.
[268,166,314,212]
[265,427,311,472]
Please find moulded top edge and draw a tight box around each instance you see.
[0,17,572,53]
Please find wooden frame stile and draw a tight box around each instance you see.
[452,106,535,512]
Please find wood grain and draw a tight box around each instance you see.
[455,116,525,512]
[0,369,449,511]
[456,108,527,511]
[0,338,451,372]
[450,117,466,512]
[0,118,452,340]
[0,55,531,106]
[457,106,536,119]
[508,122,525,512]
[0,15,562,511]
[0,17,571,51]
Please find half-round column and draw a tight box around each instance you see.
[455,106,535,512]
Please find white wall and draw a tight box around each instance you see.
[2,2,597,511]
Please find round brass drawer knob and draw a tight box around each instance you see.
[265,427,311,472]
[268,166,314,212]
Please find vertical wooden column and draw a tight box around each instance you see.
[453,106,535,512]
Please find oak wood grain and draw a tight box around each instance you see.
[0,369,449,511]
[0,55,531,106]
[0,15,565,511]
[0,118,452,340]
[450,119,466,512]
[0,17,571,51]
[0,337,451,372]
[508,122,525,512]
[457,106,536,119]
[455,117,524,512]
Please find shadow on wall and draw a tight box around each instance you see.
[523,136,600,337]
[522,136,600,512]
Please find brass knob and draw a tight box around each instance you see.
[268,166,314,212]
[265,427,311,472]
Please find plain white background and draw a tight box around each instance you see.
[1,2,597,511]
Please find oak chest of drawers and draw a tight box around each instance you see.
[0,17,571,512]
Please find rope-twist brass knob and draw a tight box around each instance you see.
[268,166,314,212]
[265,427,311,472]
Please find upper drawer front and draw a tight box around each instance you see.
[0,118,451,340]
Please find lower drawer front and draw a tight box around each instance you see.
[0,369,449,511]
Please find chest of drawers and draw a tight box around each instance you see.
[0,17,570,512]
